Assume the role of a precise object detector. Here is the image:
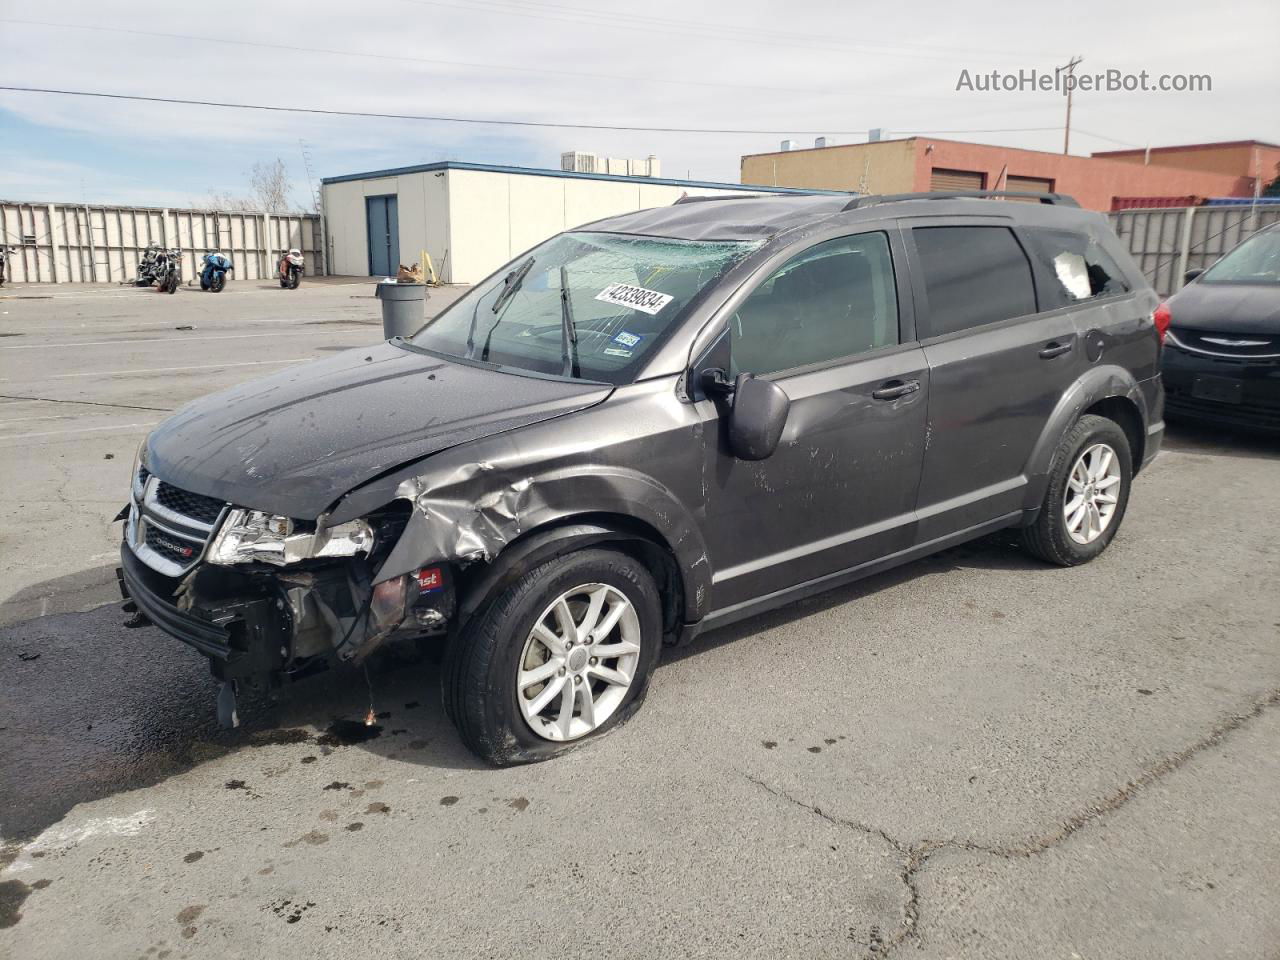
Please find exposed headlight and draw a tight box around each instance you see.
[208,509,374,567]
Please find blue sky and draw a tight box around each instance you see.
[2,0,1277,209]
[0,106,546,208]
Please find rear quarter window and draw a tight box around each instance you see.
[1023,227,1131,308]
[912,225,1037,337]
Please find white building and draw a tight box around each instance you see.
[320,161,832,284]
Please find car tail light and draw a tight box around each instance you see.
[1153,303,1171,344]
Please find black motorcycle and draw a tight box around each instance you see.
[136,242,162,286]
[153,248,181,294]
[0,246,7,287]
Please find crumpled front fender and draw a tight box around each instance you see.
[331,378,713,623]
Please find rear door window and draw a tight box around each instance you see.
[911,226,1037,337]
[1024,227,1131,307]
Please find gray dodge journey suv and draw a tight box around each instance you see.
[118,190,1164,764]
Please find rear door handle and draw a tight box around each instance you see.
[1038,341,1073,359]
[871,379,921,401]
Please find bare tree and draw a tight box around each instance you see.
[202,190,255,212]
[248,159,293,212]
[205,158,296,212]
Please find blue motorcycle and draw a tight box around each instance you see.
[200,252,233,293]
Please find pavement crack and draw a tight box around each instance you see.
[0,394,173,413]
[997,686,1280,858]
[743,773,923,955]
[743,688,1280,958]
[743,773,908,853]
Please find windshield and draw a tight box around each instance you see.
[410,231,763,382]
[1200,228,1280,285]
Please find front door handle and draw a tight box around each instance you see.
[1038,341,1073,359]
[871,379,921,401]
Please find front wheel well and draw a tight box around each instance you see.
[456,513,686,641]
[1083,396,1144,471]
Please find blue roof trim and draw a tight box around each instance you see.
[320,160,847,194]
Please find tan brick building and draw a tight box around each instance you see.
[740,137,1269,211]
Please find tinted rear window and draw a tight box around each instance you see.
[913,226,1037,337]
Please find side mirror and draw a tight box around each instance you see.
[1183,268,1203,284]
[726,373,790,460]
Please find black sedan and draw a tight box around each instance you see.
[1160,222,1280,432]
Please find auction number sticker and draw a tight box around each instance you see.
[594,282,673,315]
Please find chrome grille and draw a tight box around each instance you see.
[144,524,201,565]
[155,481,226,525]
[127,472,229,576]
[1167,327,1280,361]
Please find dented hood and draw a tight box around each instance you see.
[146,341,611,518]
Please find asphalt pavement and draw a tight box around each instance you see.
[1,280,1278,959]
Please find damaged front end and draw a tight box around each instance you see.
[116,465,455,726]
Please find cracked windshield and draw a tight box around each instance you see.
[411,232,762,381]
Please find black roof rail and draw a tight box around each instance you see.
[842,190,1080,211]
[672,193,766,204]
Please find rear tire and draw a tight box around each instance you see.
[1021,414,1132,566]
[442,548,662,765]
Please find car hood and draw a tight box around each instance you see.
[145,342,611,518]
[1166,282,1280,334]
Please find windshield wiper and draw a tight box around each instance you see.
[558,265,580,379]
[466,256,534,359]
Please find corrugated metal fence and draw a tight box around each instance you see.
[0,200,323,285]
[1107,203,1280,298]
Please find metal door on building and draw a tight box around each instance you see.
[366,195,399,276]
[929,168,985,192]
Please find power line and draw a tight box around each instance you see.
[0,18,1068,107]
[0,85,1067,138]
[394,0,1065,62]
[0,18,828,97]
[1074,127,1145,149]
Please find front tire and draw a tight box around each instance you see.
[210,272,225,293]
[1021,414,1132,566]
[443,548,662,765]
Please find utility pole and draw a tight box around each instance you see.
[1060,55,1083,155]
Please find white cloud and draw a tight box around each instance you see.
[1,0,1277,197]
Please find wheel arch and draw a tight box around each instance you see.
[1021,365,1151,514]
[455,514,688,642]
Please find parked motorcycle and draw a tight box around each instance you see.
[278,248,304,289]
[0,246,7,287]
[200,252,233,293]
[136,242,162,286]
[153,248,181,294]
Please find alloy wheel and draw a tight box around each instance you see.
[516,582,642,742]
[1064,442,1122,544]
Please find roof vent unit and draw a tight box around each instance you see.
[815,137,828,148]
[561,151,598,174]
[868,128,887,143]
[780,139,797,152]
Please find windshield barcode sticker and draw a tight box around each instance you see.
[594,283,673,315]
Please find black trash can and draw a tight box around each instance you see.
[375,281,428,339]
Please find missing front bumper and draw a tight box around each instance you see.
[117,543,458,685]
[118,543,290,682]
